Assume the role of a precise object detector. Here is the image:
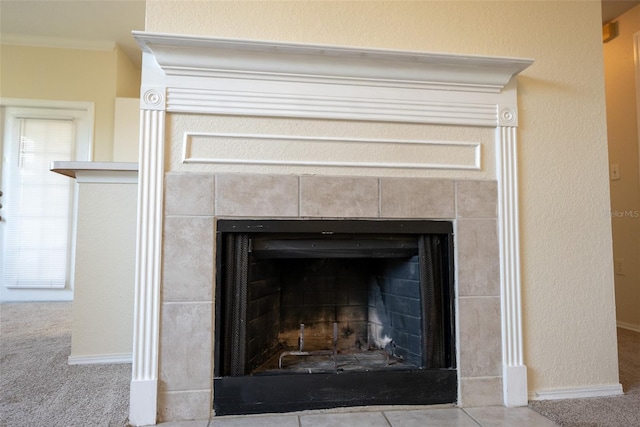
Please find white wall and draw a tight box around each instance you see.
[604,4,640,332]
[145,0,620,396]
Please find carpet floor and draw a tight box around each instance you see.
[1,302,639,426]
[529,327,640,427]
[0,302,130,427]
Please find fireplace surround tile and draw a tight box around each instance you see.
[459,377,503,407]
[159,302,213,391]
[212,415,300,427]
[158,389,212,422]
[455,180,498,219]
[464,406,559,426]
[380,178,455,219]
[384,408,480,426]
[216,174,299,217]
[165,173,215,216]
[157,174,503,420]
[300,411,392,427]
[162,216,214,302]
[456,219,500,297]
[300,176,379,217]
[458,297,502,378]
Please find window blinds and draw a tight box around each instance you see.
[2,118,75,288]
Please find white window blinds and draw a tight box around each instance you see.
[2,117,75,288]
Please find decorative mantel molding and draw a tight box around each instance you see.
[129,31,534,425]
[133,32,532,127]
[134,32,532,94]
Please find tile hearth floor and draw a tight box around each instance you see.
[157,406,558,426]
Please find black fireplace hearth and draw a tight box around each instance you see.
[214,219,456,415]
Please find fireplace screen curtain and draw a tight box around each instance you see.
[221,232,450,376]
[222,233,250,376]
[419,235,447,369]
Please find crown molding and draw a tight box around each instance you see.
[133,31,533,94]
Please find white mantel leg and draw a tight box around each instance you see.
[130,92,166,425]
[497,124,528,406]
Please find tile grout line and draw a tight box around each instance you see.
[380,410,394,426]
[461,408,484,426]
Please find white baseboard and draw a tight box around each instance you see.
[529,383,623,401]
[68,353,132,365]
[617,321,640,333]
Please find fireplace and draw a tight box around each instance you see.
[214,219,456,414]
[130,32,532,424]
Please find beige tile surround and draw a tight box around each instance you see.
[159,173,502,422]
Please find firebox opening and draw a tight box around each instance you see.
[249,255,429,375]
[214,220,456,415]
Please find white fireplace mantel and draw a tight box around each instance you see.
[134,31,531,93]
[133,31,531,127]
[129,32,533,425]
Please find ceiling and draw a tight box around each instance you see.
[0,0,146,68]
[602,0,640,22]
[0,0,638,70]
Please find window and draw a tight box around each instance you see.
[3,117,75,287]
[1,102,93,300]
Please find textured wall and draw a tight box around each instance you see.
[72,182,137,359]
[113,97,141,162]
[604,4,640,331]
[167,114,495,179]
[147,0,619,396]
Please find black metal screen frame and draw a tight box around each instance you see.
[214,219,456,414]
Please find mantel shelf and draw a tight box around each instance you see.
[133,31,534,94]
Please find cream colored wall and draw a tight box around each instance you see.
[604,4,640,331]
[114,98,141,162]
[116,47,141,98]
[113,51,141,162]
[146,0,620,395]
[0,44,140,161]
[71,181,137,359]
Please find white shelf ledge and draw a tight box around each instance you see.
[50,161,138,183]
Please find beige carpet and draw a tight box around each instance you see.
[529,327,640,427]
[0,302,130,427]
